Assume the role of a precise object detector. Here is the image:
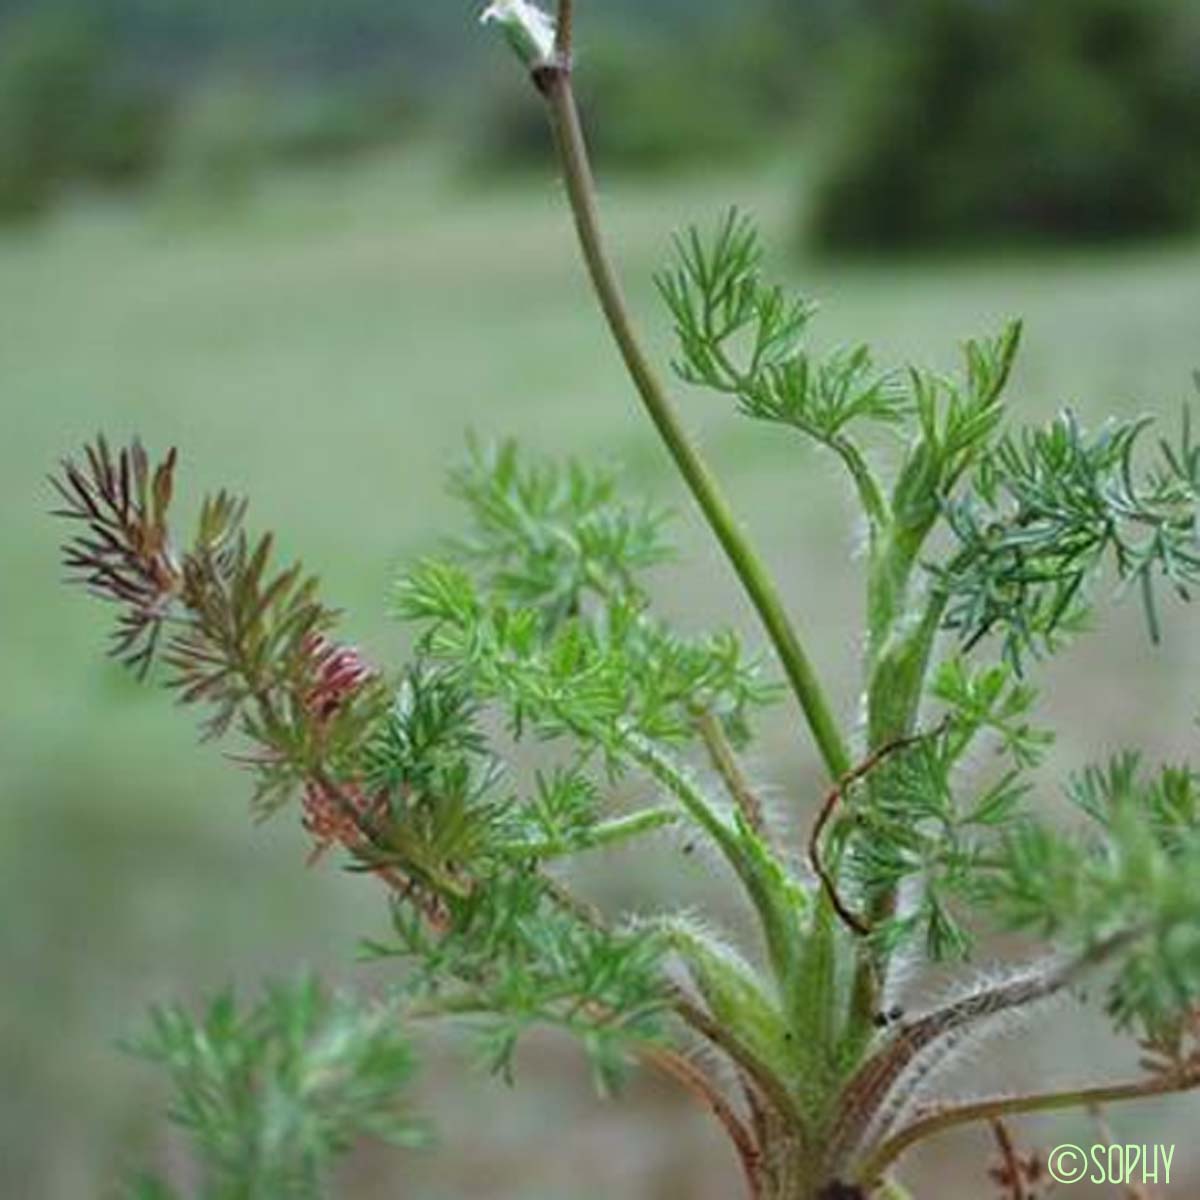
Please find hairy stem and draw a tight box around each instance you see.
[627,732,803,990]
[829,934,1140,1174]
[668,982,809,1137]
[536,49,850,782]
[510,806,681,859]
[849,587,949,1038]
[857,1068,1200,1188]
[639,1042,764,1196]
[696,710,769,839]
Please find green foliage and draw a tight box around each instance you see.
[48,37,1200,1195]
[399,559,774,750]
[929,657,1054,770]
[939,407,1200,667]
[125,977,424,1199]
[376,870,669,1094]
[447,437,672,626]
[841,656,1052,963]
[894,322,1021,512]
[361,666,491,799]
[844,727,1021,962]
[658,211,905,438]
[659,210,905,524]
[810,0,1200,249]
[398,442,777,751]
[988,757,1200,1037]
[659,208,1200,1032]
[54,433,775,1187]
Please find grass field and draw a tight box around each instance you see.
[3,146,1200,1198]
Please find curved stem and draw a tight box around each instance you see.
[808,725,944,941]
[628,733,804,992]
[640,1042,764,1196]
[697,335,889,534]
[671,988,809,1136]
[857,1070,1200,1188]
[829,934,1140,1173]
[625,731,744,863]
[406,985,763,1195]
[696,710,769,839]
[536,59,850,782]
[829,434,890,531]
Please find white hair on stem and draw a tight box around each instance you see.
[853,956,1087,1161]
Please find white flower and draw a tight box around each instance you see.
[480,0,557,67]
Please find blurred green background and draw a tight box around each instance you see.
[2,1,1199,1196]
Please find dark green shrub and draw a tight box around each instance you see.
[77,81,172,186]
[0,8,172,220]
[0,9,106,219]
[809,0,1200,250]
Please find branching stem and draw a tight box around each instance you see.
[828,932,1141,1173]
[857,1067,1200,1188]
[511,806,681,860]
[696,710,769,839]
[670,988,809,1135]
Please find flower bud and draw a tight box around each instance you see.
[481,0,557,68]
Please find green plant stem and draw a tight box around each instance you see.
[695,709,769,837]
[856,1069,1200,1188]
[626,732,803,986]
[508,806,681,859]
[541,874,805,1137]
[537,61,850,782]
[848,571,948,1037]
[829,936,1140,1174]
[671,988,810,1140]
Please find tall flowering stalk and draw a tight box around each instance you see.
[50,6,1200,1199]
